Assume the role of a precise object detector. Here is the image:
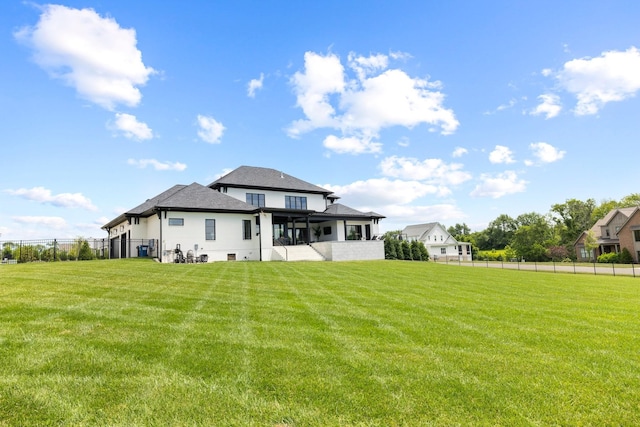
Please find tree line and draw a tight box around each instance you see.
[446,193,640,262]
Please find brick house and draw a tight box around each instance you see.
[574,207,640,262]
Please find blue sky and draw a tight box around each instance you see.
[1,1,639,240]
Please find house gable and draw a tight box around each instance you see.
[209,166,332,195]
[617,207,640,262]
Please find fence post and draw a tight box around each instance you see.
[53,239,57,261]
[612,263,615,277]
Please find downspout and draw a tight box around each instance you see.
[157,209,163,263]
[106,227,111,259]
[257,211,262,261]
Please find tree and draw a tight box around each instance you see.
[447,223,471,241]
[619,193,640,208]
[550,198,596,246]
[401,241,412,260]
[511,214,554,262]
[619,248,633,264]
[547,245,570,262]
[410,240,422,260]
[478,214,517,250]
[583,230,598,262]
[384,237,397,260]
[591,199,619,223]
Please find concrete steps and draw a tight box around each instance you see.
[271,245,325,261]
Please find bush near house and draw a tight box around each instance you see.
[597,252,619,263]
[383,236,429,261]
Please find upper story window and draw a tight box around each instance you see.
[246,193,265,207]
[168,218,184,226]
[285,195,307,210]
[634,230,640,242]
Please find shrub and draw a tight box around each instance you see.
[77,240,95,261]
[597,252,619,263]
[619,248,633,264]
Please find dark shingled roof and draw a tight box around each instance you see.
[321,203,385,219]
[127,184,187,215]
[154,183,256,212]
[102,183,256,229]
[209,166,333,195]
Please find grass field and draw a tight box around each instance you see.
[1,259,639,426]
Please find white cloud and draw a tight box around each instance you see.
[113,113,153,140]
[247,73,264,98]
[5,187,97,211]
[288,51,345,136]
[381,203,466,226]
[323,134,382,155]
[127,158,187,171]
[452,147,468,158]
[557,46,640,115]
[528,142,565,164]
[339,68,458,134]
[12,216,67,229]
[530,94,562,119]
[489,145,515,164]
[323,177,447,206]
[379,155,472,187]
[288,51,458,152]
[541,68,553,77]
[389,50,412,61]
[197,115,225,144]
[348,52,389,80]
[15,4,154,110]
[470,171,527,198]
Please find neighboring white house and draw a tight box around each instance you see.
[102,166,385,262]
[401,222,473,261]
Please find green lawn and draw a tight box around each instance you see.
[1,259,639,426]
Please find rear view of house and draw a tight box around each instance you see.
[102,166,385,262]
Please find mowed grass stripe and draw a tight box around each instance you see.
[1,259,639,425]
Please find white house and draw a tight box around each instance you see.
[401,222,473,261]
[102,166,385,262]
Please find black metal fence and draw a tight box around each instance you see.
[1,238,158,263]
[434,256,639,277]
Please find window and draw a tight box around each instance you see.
[323,226,332,235]
[246,193,265,207]
[205,219,216,240]
[440,248,446,254]
[285,195,307,210]
[168,218,184,226]
[243,220,252,240]
[635,230,640,242]
[346,225,362,240]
